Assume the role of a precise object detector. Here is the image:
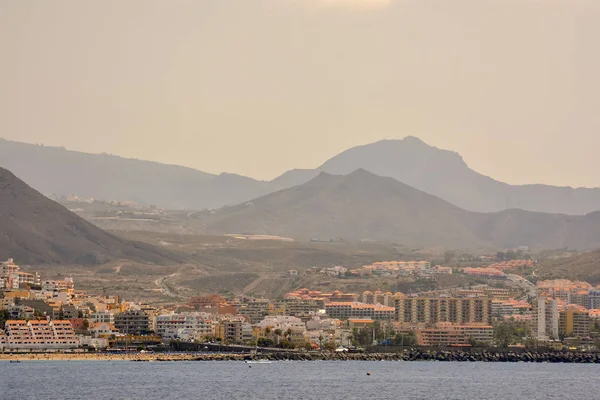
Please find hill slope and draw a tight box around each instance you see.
[195,170,600,250]
[0,167,184,265]
[537,251,600,284]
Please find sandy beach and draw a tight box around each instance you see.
[0,353,213,362]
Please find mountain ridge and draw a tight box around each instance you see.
[194,169,600,250]
[2,137,600,214]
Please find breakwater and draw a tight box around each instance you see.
[133,350,600,363]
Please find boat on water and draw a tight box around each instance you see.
[244,360,272,364]
[9,360,21,364]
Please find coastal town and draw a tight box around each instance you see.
[2,256,600,357]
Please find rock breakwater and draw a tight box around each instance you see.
[134,350,600,363]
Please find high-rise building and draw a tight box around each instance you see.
[559,310,591,339]
[589,290,600,310]
[325,302,395,320]
[114,310,150,335]
[532,297,559,340]
[394,297,492,325]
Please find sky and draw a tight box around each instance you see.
[1,0,599,186]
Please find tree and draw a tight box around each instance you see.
[393,332,416,346]
[257,337,274,347]
[318,334,325,349]
[0,309,9,329]
[274,329,283,345]
[82,319,90,331]
[325,339,337,351]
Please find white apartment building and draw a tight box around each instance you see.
[90,310,115,324]
[533,297,559,340]
[3,319,79,350]
[155,312,215,339]
[305,316,340,331]
[257,316,306,332]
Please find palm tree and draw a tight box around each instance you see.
[274,328,282,345]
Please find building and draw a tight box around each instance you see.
[280,299,322,317]
[395,297,492,325]
[589,290,600,310]
[306,316,340,331]
[90,322,118,338]
[237,299,272,324]
[3,319,78,350]
[433,266,453,275]
[532,297,559,340]
[559,309,590,339]
[325,302,395,320]
[362,261,431,273]
[155,312,215,339]
[491,299,531,318]
[570,292,590,309]
[90,310,115,324]
[0,258,40,290]
[415,323,494,347]
[463,267,505,277]
[114,310,150,335]
[362,291,395,307]
[216,319,252,344]
[257,316,305,332]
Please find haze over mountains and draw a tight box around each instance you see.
[196,170,600,250]
[2,136,600,215]
[0,166,184,265]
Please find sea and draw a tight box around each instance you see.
[1,360,598,399]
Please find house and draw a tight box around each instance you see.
[90,322,119,338]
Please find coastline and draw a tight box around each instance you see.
[2,350,600,363]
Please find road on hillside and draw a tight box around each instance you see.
[506,273,537,299]
[154,270,188,300]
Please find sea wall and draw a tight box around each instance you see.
[140,350,600,363]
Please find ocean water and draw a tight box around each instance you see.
[0,360,598,400]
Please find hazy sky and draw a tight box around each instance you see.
[1,0,599,186]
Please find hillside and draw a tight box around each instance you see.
[194,170,600,250]
[537,251,600,284]
[0,139,270,210]
[0,167,185,265]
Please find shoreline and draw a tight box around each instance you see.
[2,350,600,363]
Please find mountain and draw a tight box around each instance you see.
[308,136,600,215]
[194,169,600,250]
[0,166,185,265]
[4,136,600,214]
[0,139,269,210]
